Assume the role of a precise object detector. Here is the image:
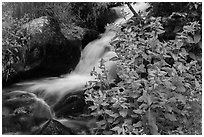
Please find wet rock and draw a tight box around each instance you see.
[3,16,81,86]
[33,119,75,135]
[53,91,86,118]
[81,29,100,49]
[2,90,53,134]
[2,116,22,134]
[96,7,123,33]
[2,90,95,135]
[61,25,100,49]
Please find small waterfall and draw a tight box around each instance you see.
[2,3,151,135]
[9,2,149,105]
[27,30,117,105]
[74,31,116,74]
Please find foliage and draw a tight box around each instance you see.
[2,10,31,82]
[2,2,120,32]
[148,2,202,41]
[2,3,76,30]
[85,2,202,135]
[2,2,202,135]
[69,2,123,32]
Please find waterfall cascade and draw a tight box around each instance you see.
[2,2,149,134]
[2,2,150,106]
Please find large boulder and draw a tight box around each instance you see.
[2,90,52,134]
[33,119,75,135]
[2,90,95,135]
[3,16,81,86]
[61,25,100,49]
[52,90,86,118]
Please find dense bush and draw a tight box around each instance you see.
[2,9,30,82]
[85,2,202,135]
[2,2,121,32]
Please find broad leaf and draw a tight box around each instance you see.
[165,113,177,121]
[133,121,142,128]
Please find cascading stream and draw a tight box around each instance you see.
[27,31,117,105]
[5,2,149,106]
[2,3,149,134]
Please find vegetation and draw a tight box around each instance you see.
[85,2,202,135]
[2,2,202,135]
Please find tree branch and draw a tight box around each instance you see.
[126,3,142,20]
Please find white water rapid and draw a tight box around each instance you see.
[14,3,150,105]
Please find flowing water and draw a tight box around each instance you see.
[4,2,149,106]
[3,3,150,134]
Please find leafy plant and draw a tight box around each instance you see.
[85,3,201,135]
[2,10,31,82]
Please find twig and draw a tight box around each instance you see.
[126,3,143,20]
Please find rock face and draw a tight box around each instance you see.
[2,90,94,135]
[81,29,100,49]
[53,90,86,118]
[96,7,124,33]
[3,16,81,86]
[20,16,82,75]
[33,119,75,135]
[2,90,52,134]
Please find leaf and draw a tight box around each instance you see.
[119,109,128,117]
[157,29,165,34]
[137,95,145,102]
[165,104,173,112]
[133,121,142,128]
[97,120,106,126]
[139,103,148,110]
[183,25,195,33]
[189,52,197,60]
[195,79,201,88]
[101,102,109,106]
[176,40,184,49]
[176,86,185,93]
[184,72,194,80]
[176,93,186,104]
[137,64,146,72]
[113,103,120,108]
[109,113,120,118]
[198,41,202,48]
[177,63,184,73]
[124,119,132,125]
[133,109,143,114]
[168,97,177,103]
[165,113,177,121]
[194,33,201,43]
[121,103,128,109]
[164,81,174,89]
[112,118,120,125]
[105,109,114,116]
[137,90,151,104]
[89,105,97,110]
[158,70,167,76]
[111,126,123,134]
[141,52,148,60]
[186,36,195,43]
[107,117,114,123]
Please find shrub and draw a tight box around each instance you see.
[2,9,30,82]
[85,3,201,135]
